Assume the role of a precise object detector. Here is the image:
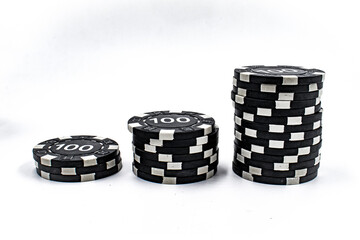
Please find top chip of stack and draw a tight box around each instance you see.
[128,111,219,184]
[33,135,122,182]
[231,66,324,185]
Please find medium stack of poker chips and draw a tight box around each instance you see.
[128,111,219,184]
[33,135,122,182]
[231,66,324,185]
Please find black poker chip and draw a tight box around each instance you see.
[235,132,321,149]
[233,86,323,101]
[232,163,318,185]
[231,91,321,110]
[233,160,320,178]
[133,145,218,162]
[231,66,324,185]
[133,160,219,178]
[133,165,217,184]
[133,137,218,155]
[234,125,322,141]
[33,135,120,168]
[233,78,323,93]
[234,139,322,156]
[234,66,325,85]
[234,153,321,171]
[233,101,322,117]
[128,111,216,140]
[234,108,323,125]
[235,116,322,133]
[133,127,219,148]
[133,150,219,170]
[234,148,320,164]
[128,111,219,184]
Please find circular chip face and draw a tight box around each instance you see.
[128,111,216,140]
[234,66,325,85]
[50,139,103,155]
[33,136,120,167]
[251,66,308,75]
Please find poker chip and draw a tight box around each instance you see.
[233,160,320,178]
[234,153,321,171]
[133,160,219,177]
[234,66,325,85]
[133,165,217,185]
[233,86,323,101]
[235,132,322,149]
[232,164,318,185]
[235,139,322,156]
[133,145,218,162]
[33,135,122,182]
[234,108,323,125]
[233,78,323,93]
[235,115,322,133]
[133,127,219,148]
[133,151,219,170]
[231,66,324,185]
[133,137,218,155]
[233,101,322,117]
[234,149,321,163]
[128,111,216,140]
[231,91,321,109]
[128,111,219,184]
[234,126,322,141]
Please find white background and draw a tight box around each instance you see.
[0,0,359,239]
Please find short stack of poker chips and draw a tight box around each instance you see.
[128,111,219,184]
[33,135,122,182]
[231,66,324,185]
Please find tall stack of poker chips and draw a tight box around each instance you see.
[128,111,219,184]
[231,66,324,185]
[33,135,122,182]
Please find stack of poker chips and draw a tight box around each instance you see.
[128,111,219,184]
[33,135,122,182]
[231,66,324,185]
